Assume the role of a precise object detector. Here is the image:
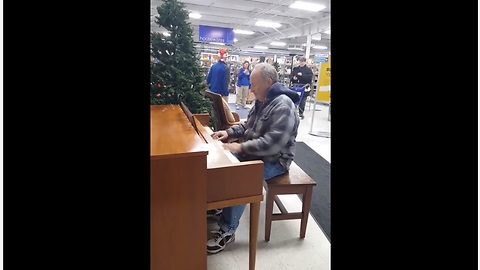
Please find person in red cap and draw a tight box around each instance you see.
[206,49,230,103]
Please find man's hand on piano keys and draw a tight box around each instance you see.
[222,142,242,153]
[211,130,228,141]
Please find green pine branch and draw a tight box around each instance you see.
[150,0,211,114]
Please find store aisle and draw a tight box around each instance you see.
[207,95,331,270]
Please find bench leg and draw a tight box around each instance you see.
[300,186,313,238]
[264,188,275,241]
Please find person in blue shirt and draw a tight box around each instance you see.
[207,51,230,103]
[235,61,251,109]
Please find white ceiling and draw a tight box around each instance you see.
[151,0,330,56]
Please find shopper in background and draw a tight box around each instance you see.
[207,62,300,254]
[235,61,251,109]
[290,56,313,119]
[207,48,230,103]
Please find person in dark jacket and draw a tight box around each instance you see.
[207,50,230,103]
[290,56,313,119]
[206,62,300,254]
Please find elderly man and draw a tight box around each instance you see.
[207,62,301,254]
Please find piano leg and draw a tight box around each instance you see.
[249,201,260,270]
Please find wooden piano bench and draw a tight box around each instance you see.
[263,162,317,241]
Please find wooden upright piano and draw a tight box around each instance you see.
[150,104,264,270]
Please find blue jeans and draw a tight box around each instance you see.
[218,156,287,234]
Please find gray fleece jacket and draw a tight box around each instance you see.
[226,82,301,170]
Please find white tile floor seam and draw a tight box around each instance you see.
[207,94,331,270]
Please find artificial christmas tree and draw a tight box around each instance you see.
[150,0,210,114]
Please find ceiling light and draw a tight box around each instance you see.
[162,32,170,36]
[234,38,238,42]
[189,12,201,19]
[313,45,328,49]
[289,1,326,12]
[234,29,255,35]
[311,34,322,41]
[209,42,225,45]
[254,45,268,49]
[324,29,331,34]
[287,47,303,51]
[255,20,282,28]
[270,41,286,46]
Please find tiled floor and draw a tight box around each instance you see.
[206,94,331,270]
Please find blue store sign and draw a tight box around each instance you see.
[199,25,235,45]
[314,56,328,63]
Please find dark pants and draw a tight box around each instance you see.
[298,90,311,116]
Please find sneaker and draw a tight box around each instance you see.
[299,115,305,119]
[243,105,248,109]
[207,229,235,254]
[236,105,240,110]
[207,209,223,219]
